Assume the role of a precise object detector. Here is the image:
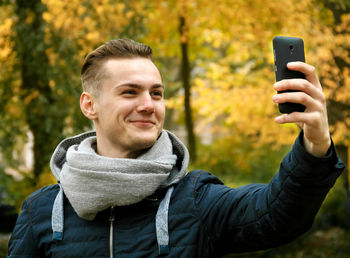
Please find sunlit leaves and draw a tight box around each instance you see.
[152,0,350,149]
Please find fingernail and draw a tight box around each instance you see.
[274,81,282,87]
[287,62,298,67]
[275,115,284,123]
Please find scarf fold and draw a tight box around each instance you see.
[59,130,185,220]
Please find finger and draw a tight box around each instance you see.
[274,79,324,101]
[272,91,323,111]
[287,62,321,89]
[275,111,322,125]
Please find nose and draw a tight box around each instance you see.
[137,92,155,113]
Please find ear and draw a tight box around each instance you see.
[80,92,98,120]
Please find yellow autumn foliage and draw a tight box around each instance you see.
[143,0,350,148]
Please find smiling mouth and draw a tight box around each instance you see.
[130,120,155,127]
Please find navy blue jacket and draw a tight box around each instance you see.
[8,134,344,257]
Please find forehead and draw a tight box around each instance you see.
[103,58,162,81]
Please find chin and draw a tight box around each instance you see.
[139,133,160,147]
[139,137,158,148]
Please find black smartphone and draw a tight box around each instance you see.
[273,36,306,114]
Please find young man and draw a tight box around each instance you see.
[8,39,344,257]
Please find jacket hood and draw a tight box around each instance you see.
[50,131,96,182]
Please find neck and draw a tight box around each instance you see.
[95,137,146,159]
[97,143,144,159]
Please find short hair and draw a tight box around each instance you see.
[81,38,153,96]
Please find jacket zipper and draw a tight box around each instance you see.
[109,206,115,258]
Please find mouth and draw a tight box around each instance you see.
[130,120,156,127]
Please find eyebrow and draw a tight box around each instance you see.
[114,83,164,90]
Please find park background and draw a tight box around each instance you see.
[1,0,350,256]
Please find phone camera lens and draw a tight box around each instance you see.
[289,45,294,50]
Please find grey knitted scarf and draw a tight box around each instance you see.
[59,130,183,221]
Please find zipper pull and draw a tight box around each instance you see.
[109,206,115,258]
[109,206,115,222]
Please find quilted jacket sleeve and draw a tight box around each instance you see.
[193,131,344,255]
[7,199,39,257]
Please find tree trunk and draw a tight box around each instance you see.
[179,15,196,161]
[14,0,60,183]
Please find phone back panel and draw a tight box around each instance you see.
[273,36,306,113]
[273,36,305,81]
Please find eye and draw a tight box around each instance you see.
[122,89,137,95]
[151,90,163,98]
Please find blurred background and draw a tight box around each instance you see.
[1,0,350,256]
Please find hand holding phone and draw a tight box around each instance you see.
[272,38,331,156]
[273,36,306,114]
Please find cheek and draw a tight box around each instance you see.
[104,97,132,113]
[156,103,166,120]
[113,102,136,121]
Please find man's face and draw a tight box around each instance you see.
[93,58,165,158]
